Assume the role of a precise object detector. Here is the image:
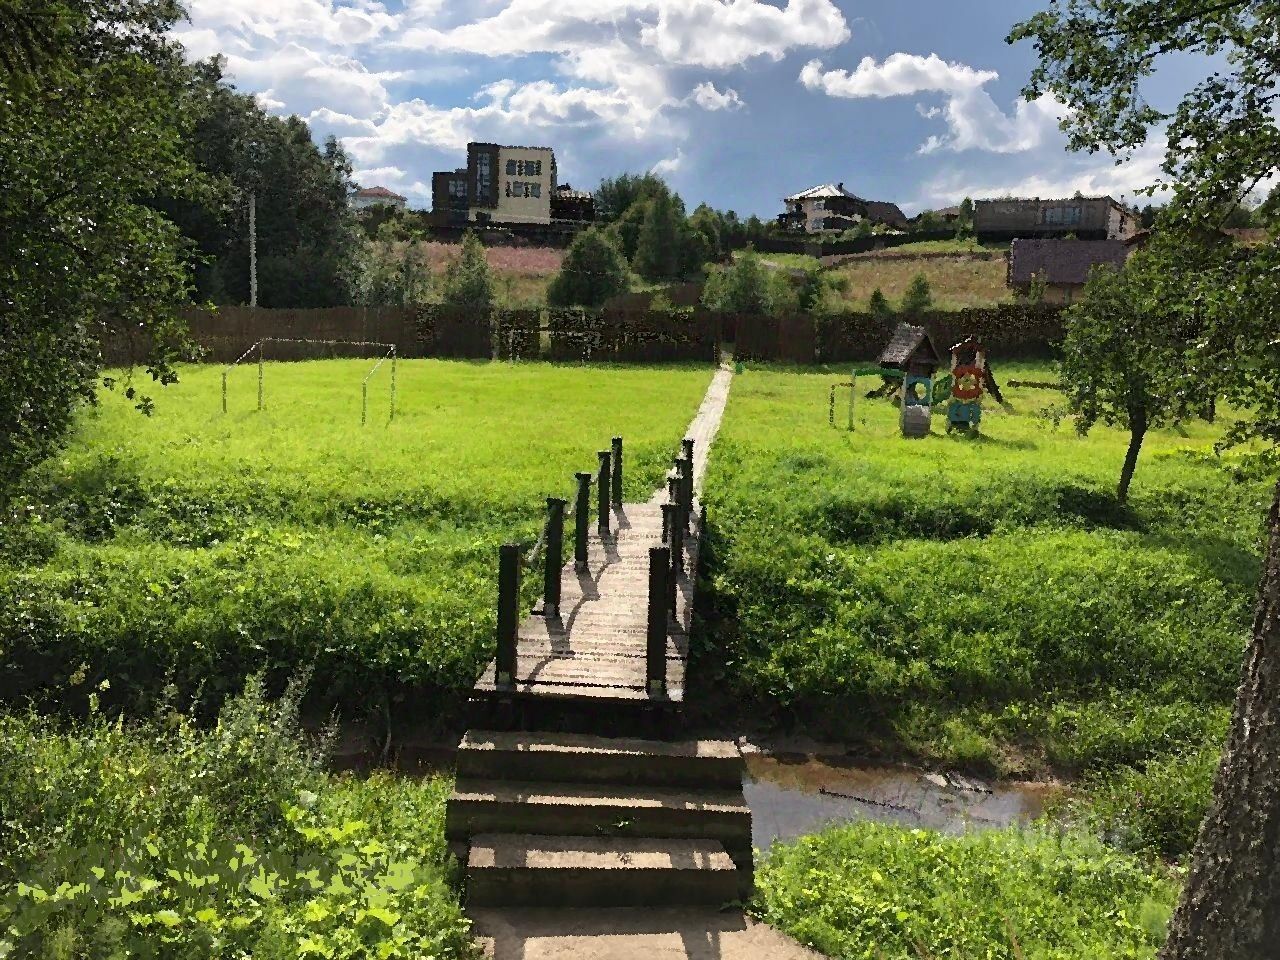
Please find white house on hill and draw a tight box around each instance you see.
[349,185,407,211]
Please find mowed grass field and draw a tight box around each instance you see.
[701,362,1275,856]
[0,360,714,714]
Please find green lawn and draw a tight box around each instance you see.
[0,359,714,714]
[701,362,1274,854]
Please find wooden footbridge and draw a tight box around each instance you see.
[446,367,754,910]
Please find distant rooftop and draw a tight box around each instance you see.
[784,183,859,203]
[1009,239,1129,286]
[353,185,406,201]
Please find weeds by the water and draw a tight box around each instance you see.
[753,820,1179,960]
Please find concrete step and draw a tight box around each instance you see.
[457,730,744,788]
[465,834,740,908]
[446,778,752,860]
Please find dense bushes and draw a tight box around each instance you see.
[754,822,1179,959]
[815,304,1068,363]
[0,679,471,959]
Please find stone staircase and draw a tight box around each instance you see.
[446,730,753,908]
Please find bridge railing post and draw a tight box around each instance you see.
[661,501,675,548]
[597,450,611,535]
[543,497,566,616]
[668,485,684,580]
[679,456,694,530]
[647,546,669,696]
[611,436,623,507]
[496,543,520,688]
[574,472,592,571]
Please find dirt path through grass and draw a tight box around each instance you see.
[650,362,734,505]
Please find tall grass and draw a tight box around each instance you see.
[0,360,713,714]
[701,363,1273,797]
[754,821,1179,959]
[0,679,470,959]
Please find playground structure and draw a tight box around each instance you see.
[946,336,987,433]
[827,324,1003,437]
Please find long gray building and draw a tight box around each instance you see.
[974,196,1139,241]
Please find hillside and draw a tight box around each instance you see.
[829,251,1012,310]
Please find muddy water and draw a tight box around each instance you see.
[744,752,1062,852]
[330,729,1064,853]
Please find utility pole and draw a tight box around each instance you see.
[248,191,258,308]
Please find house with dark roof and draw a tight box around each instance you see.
[975,196,1139,241]
[349,185,407,211]
[1007,238,1130,304]
[778,183,908,234]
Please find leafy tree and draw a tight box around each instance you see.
[688,204,723,258]
[1010,4,1280,952]
[913,210,944,232]
[0,0,201,506]
[593,172,670,223]
[546,228,629,307]
[634,191,680,281]
[899,273,933,313]
[360,238,431,307]
[701,249,770,314]
[958,197,975,228]
[440,232,495,309]
[157,58,361,308]
[607,199,650,263]
[868,288,893,320]
[1061,246,1213,500]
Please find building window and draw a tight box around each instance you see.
[1043,205,1083,226]
[531,183,541,199]
[505,159,516,175]
[476,153,491,201]
[531,160,541,176]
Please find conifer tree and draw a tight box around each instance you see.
[546,228,629,307]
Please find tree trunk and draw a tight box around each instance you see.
[1159,480,1280,960]
[1117,419,1146,502]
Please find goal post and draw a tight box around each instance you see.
[220,337,398,424]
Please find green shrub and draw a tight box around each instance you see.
[0,681,470,959]
[754,822,1179,959]
[1073,743,1221,860]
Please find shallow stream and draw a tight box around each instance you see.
[741,748,1061,851]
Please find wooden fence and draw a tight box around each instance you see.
[100,303,1064,368]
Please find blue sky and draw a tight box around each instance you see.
[174,0,1189,216]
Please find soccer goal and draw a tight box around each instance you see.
[220,337,397,425]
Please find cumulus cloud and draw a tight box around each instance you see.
[690,81,743,111]
[801,52,1065,155]
[651,149,685,175]
[800,53,995,99]
[910,138,1171,213]
[176,0,851,201]
[639,0,849,69]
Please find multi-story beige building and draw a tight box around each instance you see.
[431,143,556,226]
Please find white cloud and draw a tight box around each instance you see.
[639,0,849,69]
[800,53,994,99]
[801,52,1065,155]
[690,81,743,111]
[651,149,685,175]
[177,0,851,200]
[910,138,1171,213]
